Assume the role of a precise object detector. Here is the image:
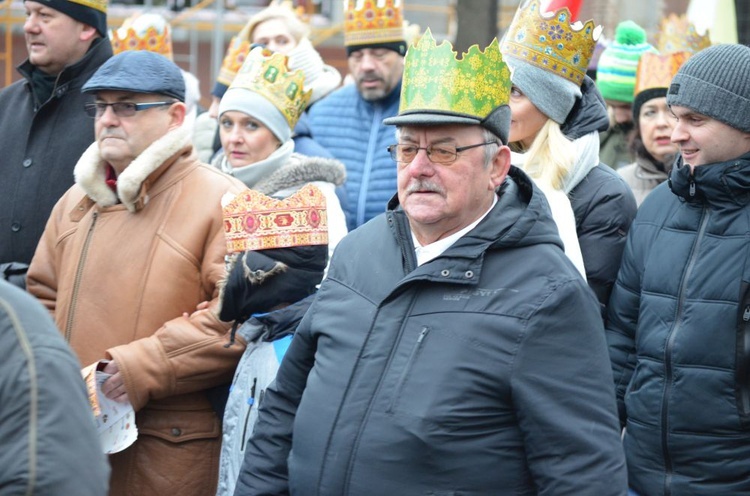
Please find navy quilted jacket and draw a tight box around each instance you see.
[307,82,401,230]
[607,152,750,495]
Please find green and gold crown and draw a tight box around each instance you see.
[229,48,312,129]
[500,0,600,86]
[344,0,404,47]
[398,29,510,120]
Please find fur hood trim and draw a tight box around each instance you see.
[74,124,192,212]
[253,153,346,196]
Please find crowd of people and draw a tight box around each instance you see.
[1,0,749,494]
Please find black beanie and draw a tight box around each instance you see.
[346,40,407,57]
[30,0,107,37]
[218,245,327,324]
[632,87,668,125]
[667,44,750,133]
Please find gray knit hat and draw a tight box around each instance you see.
[667,44,750,133]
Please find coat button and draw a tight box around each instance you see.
[441,269,450,277]
[171,428,182,437]
[22,158,32,167]
[11,222,21,232]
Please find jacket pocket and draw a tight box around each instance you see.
[137,405,221,443]
[387,326,430,414]
[737,281,750,427]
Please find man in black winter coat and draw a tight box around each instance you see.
[235,32,627,496]
[0,0,112,288]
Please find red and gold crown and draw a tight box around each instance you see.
[344,0,405,47]
[501,0,601,86]
[223,184,328,253]
[657,14,711,55]
[634,51,690,95]
[229,48,312,128]
[110,13,173,60]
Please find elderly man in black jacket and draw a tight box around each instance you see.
[0,0,112,288]
[235,32,627,496]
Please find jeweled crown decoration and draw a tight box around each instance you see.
[501,0,600,86]
[111,15,173,60]
[344,0,404,47]
[70,0,107,13]
[634,51,690,95]
[229,48,312,128]
[223,184,328,253]
[657,14,711,55]
[398,29,510,119]
[217,22,253,87]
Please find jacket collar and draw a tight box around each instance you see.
[669,151,750,207]
[74,124,193,212]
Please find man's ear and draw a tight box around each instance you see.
[167,102,187,130]
[80,24,98,43]
[489,145,512,190]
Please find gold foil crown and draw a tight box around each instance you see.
[634,51,690,95]
[398,29,510,119]
[111,13,173,60]
[229,48,312,129]
[70,0,107,13]
[217,21,253,87]
[501,0,600,86]
[344,0,405,47]
[657,14,711,55]
[223,184,328,253]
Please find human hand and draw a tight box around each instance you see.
[101,360,130,404]
[182,300,210,318]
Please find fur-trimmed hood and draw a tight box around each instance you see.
[252,153,346,196]
[74,124,192,212]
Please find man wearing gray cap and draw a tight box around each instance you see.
[235,33,626,495]
[26,50,245,496]
[0,0,112,287]
[606,43,750,495]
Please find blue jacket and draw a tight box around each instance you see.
[307,82,401,230]
[607,153,750,495]
[237,167,627,495]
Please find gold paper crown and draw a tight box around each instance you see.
[111,14,173,60]
[70,0,107,13]
[634,51,690,95]
[501,0,600,86]
[657,14,711,55]
[223,184,328,253]
[398,29,510,119]
[344,0,405,47]
[229,48,312,129]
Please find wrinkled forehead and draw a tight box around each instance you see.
[397,124,484,143]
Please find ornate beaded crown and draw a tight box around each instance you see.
[344,0,404,47]
[229,48,311,128]
[657,14,711,55]
[397,29,510,120]
[500,0,600,86]
[111,13,173,60]
[223,184,328,253]
[634,51,690,95]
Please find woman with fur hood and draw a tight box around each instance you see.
[212,47,347,259]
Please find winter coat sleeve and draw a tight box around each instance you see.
[0,280,110,496]
[106,217,245,412]
[605,219,645,427]
[233,304,318,495]
[513,277,628,494]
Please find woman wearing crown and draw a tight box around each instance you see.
[212,47,347,263]
[500,0,637,316]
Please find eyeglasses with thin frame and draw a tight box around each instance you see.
[84,101,175,119]
[387,141,498,165]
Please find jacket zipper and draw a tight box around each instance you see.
[240,377,257,450]
[386,326,431,413]
[661,207,709,496]
[737,283,750,423]
[64,211,98,342]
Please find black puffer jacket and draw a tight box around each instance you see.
[0,279,110,495]
[237,167,627,495]
[0,38,112,270]
[564,77,638,314]
[607,153,750,495]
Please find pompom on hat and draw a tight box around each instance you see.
[596,20,657,103]
[667,44,750,133]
